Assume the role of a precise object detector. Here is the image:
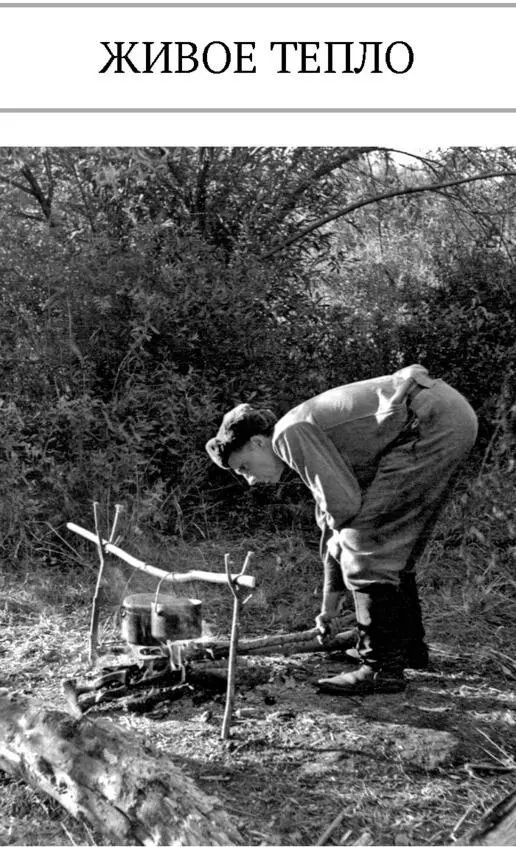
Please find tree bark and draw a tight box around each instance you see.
[0,690,242,846]
[460,789,516,846]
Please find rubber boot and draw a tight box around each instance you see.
[316,585,406,695]
[344,573,429,670]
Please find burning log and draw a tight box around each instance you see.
[0,689,242,846]
[183,622,357,661]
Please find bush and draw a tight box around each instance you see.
[1,149,515,567]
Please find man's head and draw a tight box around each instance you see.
[206,403,284,485]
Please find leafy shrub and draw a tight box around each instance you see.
[1,148,515,568]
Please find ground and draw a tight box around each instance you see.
[0,528,515,847]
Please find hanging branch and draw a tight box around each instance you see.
[262,170,516,259]
[258,147,376,236]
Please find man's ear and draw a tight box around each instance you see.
[250,434,266,449]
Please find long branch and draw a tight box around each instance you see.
[262,170,516,259]
[258,147,376,236]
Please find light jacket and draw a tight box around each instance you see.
[272,365,433,532]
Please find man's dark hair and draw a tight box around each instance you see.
[206,403,277,469]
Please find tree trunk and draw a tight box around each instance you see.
[461,789,516,846]
[0,690,242,846]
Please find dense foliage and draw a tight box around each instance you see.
[0,147,515,564]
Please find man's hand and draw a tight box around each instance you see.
[315,612,339,643]
[315,590,346,644]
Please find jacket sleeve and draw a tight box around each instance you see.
[273,420,361,531]
[318,512,346,594]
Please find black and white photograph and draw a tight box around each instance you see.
[0,146,514,846]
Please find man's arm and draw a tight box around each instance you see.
[274,420,361,638]
[317,511,345,594]
[315,512,347,637]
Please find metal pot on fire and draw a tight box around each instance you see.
[120,593,202,645]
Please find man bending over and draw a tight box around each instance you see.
[206,365,477,696]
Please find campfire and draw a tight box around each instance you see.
[62,503,356,736]
[63,503,259,739]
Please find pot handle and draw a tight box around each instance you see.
[153,573,173,612]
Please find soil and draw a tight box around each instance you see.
[0,534,515,847]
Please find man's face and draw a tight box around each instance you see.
[228,435,284,486]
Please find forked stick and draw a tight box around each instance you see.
[88,504,123,666]
[220,551,254,741]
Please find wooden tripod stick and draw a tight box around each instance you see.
[220,551,254,741]
[88,504,123,666]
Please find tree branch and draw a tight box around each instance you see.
[262,170,516,259]
[19,163,53,221]
[62,152,97,234]
[258,147,377,235]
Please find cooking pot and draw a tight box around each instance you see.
[121,593,202,645]
[120,593,158,645]
[151,596,202,641]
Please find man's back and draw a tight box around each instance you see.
[273,373,413,486]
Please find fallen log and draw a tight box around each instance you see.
[460,788,516,846]
[0,689,242,846]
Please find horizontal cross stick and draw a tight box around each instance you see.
[67,522,256,590]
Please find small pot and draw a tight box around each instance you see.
[120,593,158,646]
[151,597,202,642]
